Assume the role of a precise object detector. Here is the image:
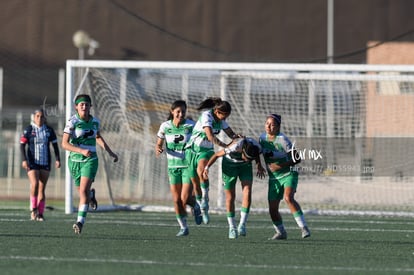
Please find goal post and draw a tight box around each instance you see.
[65,60,414,215]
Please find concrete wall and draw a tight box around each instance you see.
[366,41,414,137]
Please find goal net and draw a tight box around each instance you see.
[65,61,414,215]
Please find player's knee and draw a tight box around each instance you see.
[284,195,295,205]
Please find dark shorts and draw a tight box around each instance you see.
[28,163,50,171]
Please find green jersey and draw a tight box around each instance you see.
[63,113,100,162]
[157,118,195,168]
[187,109,229,152]
[259,132,293,179]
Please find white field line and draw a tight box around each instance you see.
[2,217,414,234]
[0,255,413,273]
[1,214,414,273]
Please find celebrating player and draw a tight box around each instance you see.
[62,94,118,234]
[259,113,310,240]
[203,137,265,239]
[155,100,203,237]
[186,97,242,224]
[20,109,61,221]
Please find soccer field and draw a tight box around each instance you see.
[0,204,413,275]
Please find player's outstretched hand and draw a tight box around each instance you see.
[256,164,266,179]
[202,169,209,180]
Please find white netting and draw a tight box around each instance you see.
[65,61,414,214]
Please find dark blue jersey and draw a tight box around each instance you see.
[20,124,59,166]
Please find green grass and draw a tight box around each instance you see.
[0,207,413,275]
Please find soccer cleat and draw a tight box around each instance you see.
[201,201,210,224]
[228,227,238,239]
[89,188,98,210]
[36,214,45,221]
[30,209,38,220]
[238,224,246,237]
[176,228,189,237]
[193,204,202,225]
[270,230,287,240]
[202,212,209,224]
[301,226,311,238]
[73,222,83,234]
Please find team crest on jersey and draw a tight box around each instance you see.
[174,134,184,143]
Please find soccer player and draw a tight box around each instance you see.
[155,100,202,237]
[202,137,265,239]
[20,109,61,221]
[259,113,310,240]
[186,97,242,224]
[62,94,118,234]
